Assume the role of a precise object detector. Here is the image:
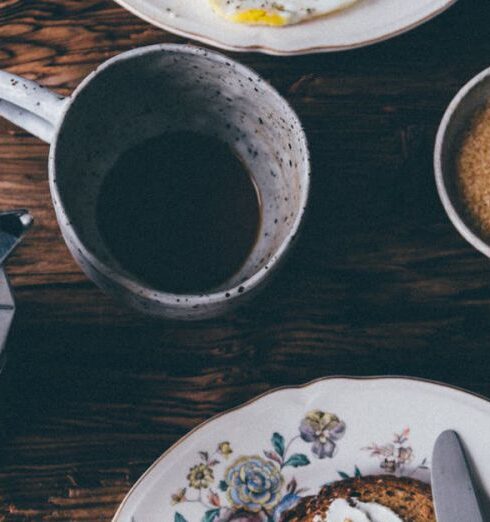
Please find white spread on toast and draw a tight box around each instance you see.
[312,498,403,522]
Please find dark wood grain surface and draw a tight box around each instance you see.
[1,0,490,519]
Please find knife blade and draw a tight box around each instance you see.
[431,430,484,522]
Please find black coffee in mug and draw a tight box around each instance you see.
[96,131,261,294]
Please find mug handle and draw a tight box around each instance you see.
[0,71,68,143]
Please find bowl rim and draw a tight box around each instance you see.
[434,65,490,258]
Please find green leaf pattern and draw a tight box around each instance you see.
[202,509,220,522]
[284,453,310,468]
[271,432,285,457]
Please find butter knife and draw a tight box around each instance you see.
[431,430,484,522]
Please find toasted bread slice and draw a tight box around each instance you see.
[282,475,435,522]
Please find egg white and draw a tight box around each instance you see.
[209,0,360,26]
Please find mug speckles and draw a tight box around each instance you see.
[0,44,310,319]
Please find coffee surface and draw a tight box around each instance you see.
[96,131,261,294]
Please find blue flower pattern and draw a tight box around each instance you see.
[171,410,346,522]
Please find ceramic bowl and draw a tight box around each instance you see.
[434,66,490,258]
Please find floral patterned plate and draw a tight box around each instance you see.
[114,0,458,55]
[112,377,490,521]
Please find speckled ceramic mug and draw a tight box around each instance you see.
[0,45,310,319]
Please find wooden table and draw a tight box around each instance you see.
[1,0,490,519]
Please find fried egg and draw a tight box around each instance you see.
[209,0,359,26]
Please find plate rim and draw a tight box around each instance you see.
[112,374,490,520]
[114,0,458,56]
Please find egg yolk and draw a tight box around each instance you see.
[232,9,286,25]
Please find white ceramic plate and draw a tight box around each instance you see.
[115,0,457,55]
[113,376,490,521]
